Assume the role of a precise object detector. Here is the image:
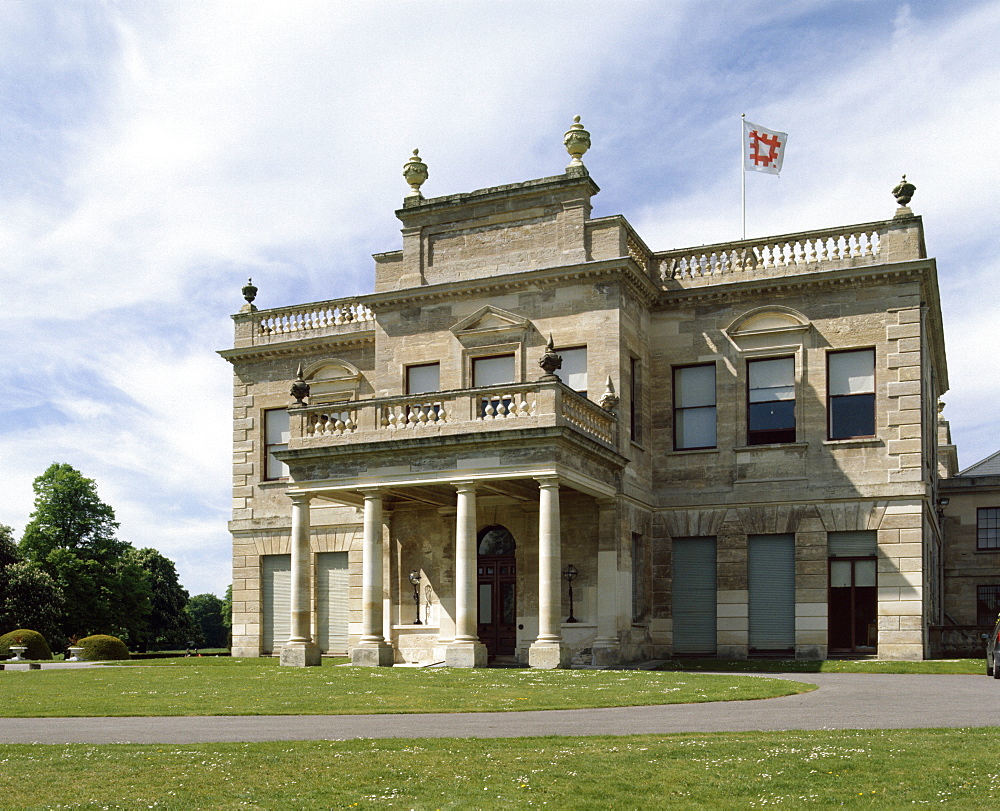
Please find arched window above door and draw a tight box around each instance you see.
[477,525,516,556]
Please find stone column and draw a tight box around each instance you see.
[352,489,394,667]
[280,493,320,666]
[592,497,622,666]
[529,476,567,668]
[446,481,487,667]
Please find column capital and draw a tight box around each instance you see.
[534,475,560,490]
[360,487,383,500]
[454,480,478,494]
[288,492,313,507]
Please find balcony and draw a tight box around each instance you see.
[288,380,618,450]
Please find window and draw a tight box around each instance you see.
[474,354,516,418]
[747,356,795,445]
[631,532,646,623]
[558,346,587,395]
[472,354,515,387]
[828,349,876,439]
[674,364,717,450]
[978,508,1000,550]
[406,363,440,395]
[977,585,1000,626]
[264,409,290,480]
[630,356,642,443]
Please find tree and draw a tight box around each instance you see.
[126,548,200,650]
[0,524,19,569]
[18,464,149,643]
[20,463,126,564]
[0,561,65,640]
[186,593,227,648]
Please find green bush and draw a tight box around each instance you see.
[0,629,53,660]
[77,634,130,661]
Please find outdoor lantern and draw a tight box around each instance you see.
[408,570,422,625]
[562,564,579,623]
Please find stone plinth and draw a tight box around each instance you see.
[351,643,395,667]
[279,642,321,667]
[444,641,488,668]
[528,641,568,669]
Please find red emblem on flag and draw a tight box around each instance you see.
[743,119,787,176]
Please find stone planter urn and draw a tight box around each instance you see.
[67,647,85,662]
[8,646,27,661]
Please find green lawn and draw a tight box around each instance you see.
[2,728,999,808]
[0,657,811,716]
[656,657,986,675]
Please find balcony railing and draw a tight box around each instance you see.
[290,381,617,448]
[233,296,376,348]
[656,221,885,282]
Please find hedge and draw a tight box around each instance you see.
[0,629,53,661]
[77,634,130,661]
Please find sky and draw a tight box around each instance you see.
[1,1,997,598]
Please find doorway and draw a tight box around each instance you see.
[476,525,517,658]
[828,556,877,653]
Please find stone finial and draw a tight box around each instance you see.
[563,115,590,168]
[538,334,563,380]
[290,363,310,406]
[599,376,619,411]
[241,277,258,312]
[892,174,916,207]
[403,149,429,199]
[937,399,946,417]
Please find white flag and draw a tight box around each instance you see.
[743,119,787,175]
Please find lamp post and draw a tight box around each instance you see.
[409,570,422,625]
[563,564,579,623]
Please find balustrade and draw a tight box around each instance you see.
[255,300,375,337]
[658,223,883,281]
[290,382,616,448]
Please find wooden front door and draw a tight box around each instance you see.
[477,554,516,658]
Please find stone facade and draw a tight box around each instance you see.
[221,140,951,666]
[935,448,1000,656]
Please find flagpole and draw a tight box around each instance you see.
[741,113,746,240]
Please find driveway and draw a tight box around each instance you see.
[3,672,999,744]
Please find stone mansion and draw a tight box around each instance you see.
[220,119,984,667]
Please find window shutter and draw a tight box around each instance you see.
[262,554,291,654]
[316,552,350,654]
[748,534,795,650]
[672,537,717,654]
[828,531,876,557]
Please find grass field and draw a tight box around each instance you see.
[1,728,998,808]
[0,657,812,717]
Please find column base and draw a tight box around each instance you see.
[351,643,395,667]
[279,642,321,667]
[528,641,569,669]
[444,641,488,668]
[591,641,621,667]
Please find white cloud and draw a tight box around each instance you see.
[1,0,997,593]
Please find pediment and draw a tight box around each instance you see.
[450,305,532,337]
[302,359,363,402]
[727,306,810,336]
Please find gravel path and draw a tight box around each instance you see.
[2,672,998,744]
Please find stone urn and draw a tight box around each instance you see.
[8,645,27,661]
[67,646,85,662]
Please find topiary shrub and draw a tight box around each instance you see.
[77,634,130,661]
[0,629,53,660]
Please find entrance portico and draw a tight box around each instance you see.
[279,454,623,668]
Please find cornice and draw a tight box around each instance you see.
[361,257,661,310]
[217,332,375,364]
[654,259,935,307]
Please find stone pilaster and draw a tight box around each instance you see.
[280,494,320,666]
[592,497,622,666]
[529,476,568,668]
[445,482,487,667]
[352,489,394,666]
